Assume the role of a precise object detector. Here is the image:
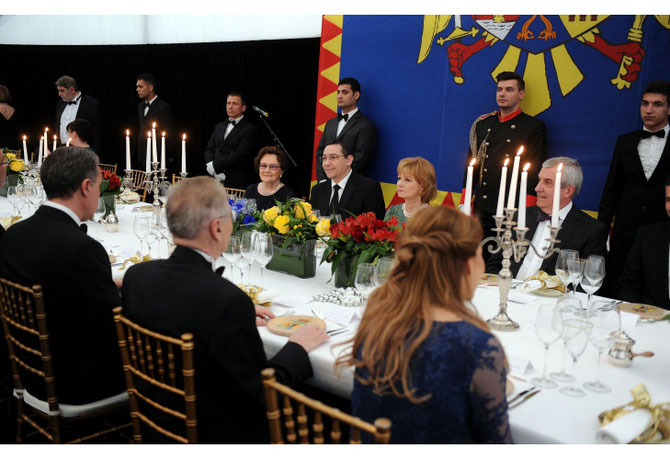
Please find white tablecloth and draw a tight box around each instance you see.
[2,197,669,444]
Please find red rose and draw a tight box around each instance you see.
[351,226,365,243]
[109,174,121,190]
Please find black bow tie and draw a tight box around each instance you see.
[144,101,151,109]
[215,266,225,276]
[641,129,665,139]
[337,113,349,122]
[537,209,551,223]
[80,223,88,234]
[66,100,78,105]
[227,119,238,126]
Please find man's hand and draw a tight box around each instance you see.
[288,324,329,353]
[254,305,275,327]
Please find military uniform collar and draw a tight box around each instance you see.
[497,107,522,123]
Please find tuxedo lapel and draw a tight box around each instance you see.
[338,173,358,210]
[336,111,361,140]
[649,137,670,183]
[626,131,647,181]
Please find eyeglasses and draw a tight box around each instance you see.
[322,154,345,162]
[259,164,281,171]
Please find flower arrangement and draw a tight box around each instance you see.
[229,198,258,233]
[3,150,25,176]
[99,168,122,196]
[322,212,402,281]
[253,197,330,246]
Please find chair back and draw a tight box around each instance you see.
[261,368,391,444]
[99,163,118,174]
[113,307,198,443]
[125,169,149,202]
[224,187,245,201]
[171,174,185,185]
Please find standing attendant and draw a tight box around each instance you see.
[598,81,670,297]
[136,73,176,173]
[245,146,295,211]
[54,75,100,150]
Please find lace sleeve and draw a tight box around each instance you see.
[469,335,513,443]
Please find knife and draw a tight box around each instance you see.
[507,387,535,405]
[508,389,541,409]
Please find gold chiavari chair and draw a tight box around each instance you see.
[224,187,246,201]
[125,169,150,202]
[261,368,391,444]
[171,174,185,185]
[0,278,130,443]
[99,163,118,174]
[113,307,198,443]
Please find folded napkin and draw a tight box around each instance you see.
[0,216,22,229]
[520,271,565,294]
[257,289,278,304]
[596,409,653,444]
[118,254,152,270]
[120,191,141,203]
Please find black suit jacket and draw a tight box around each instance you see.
[55,93,101,149]
[122,246,312,443]
[310,171,386,220]
[137,97,177,173]
[0,206,124,404]
[598,130,670,240]
[203,117,261,190]
[486,205,608,277]
[618,221,670,308]
[315,110,378,181]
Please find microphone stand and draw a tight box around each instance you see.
[255,113,297,167]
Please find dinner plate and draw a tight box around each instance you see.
[480,273,499,286]
[619,302,668,320]
[267,315,326,337]
[531,287,564,297]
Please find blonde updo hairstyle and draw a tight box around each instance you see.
[397,156,437,203]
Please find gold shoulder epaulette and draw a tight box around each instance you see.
[477,111,497,121]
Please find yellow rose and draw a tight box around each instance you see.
[4,153,16,161]
[9,160,24,173]
[315,219,331,237]
[293,201,312,219]
[263,206,280,224]
[309,213,319,223]
[273,215,290,234]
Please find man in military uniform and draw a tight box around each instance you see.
[465,71,548,248]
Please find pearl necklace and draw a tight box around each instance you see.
[260,182,282,196]
[402,202,429,218]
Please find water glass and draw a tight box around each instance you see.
[374,256,394,287]
[583,305,620,393]
[355,263,376,298]
[530,303,563,389]
[559,319,593,398]
[567,258,584,297]
[555,249,578,296]
[133,216,149,257]
[549,300,582,382]
[222,235,242,283]
[240,232,257,285]
[254,233,274,284]
[579,255,606,317]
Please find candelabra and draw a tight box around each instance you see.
[144,162,168,226]
[481,208,562,331]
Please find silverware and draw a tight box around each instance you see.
[507,386,535,404]
[326,326,346,335]
[328,328,349,337]
[508,389,541,409]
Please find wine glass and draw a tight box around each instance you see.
[530,303,563,389]
[144,221,159,258]
[566,258,584,298]
[559,319,594,398]
[555,249,578,297]
[579,255,606,317]
[6,186,21,216]
[157,182,170,207]
[133,216,149,257]
[222,235,242,283]
[355,263,376,299]
[583,304,620,393]
[374,256,394,287]
[240,232,257,286]
[254,233,274,284]
[331,214,342,224]
[311,209,321,220]
[549,299,581,383]
[93,197,106,223]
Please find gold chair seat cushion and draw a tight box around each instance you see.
[14,388,128,418]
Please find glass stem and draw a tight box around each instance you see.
[561,344,568,374]
[571,357,578,385]
[571,282,577,297]
[542,345,549,379]
[260,266,264,284]
[595,350,602,384]
[587,293,593,315]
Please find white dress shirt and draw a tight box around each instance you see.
[336,107,358,137]
[59,93,82,143]
[143,95,157,117]
[516,202,573,281]
[42,201,82,226]
[330,169,353,204]
[206,116,244,182]
[638,123,669,180]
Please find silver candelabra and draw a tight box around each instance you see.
[481,207,562,331]
[144,162,168,225]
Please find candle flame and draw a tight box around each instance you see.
[523,163,530,172]
[152,122,157,128]
[516,146,524,156]
[182,134,187,140]
[22,135,27,140]
[45,127,49,133]
[504,158,510,167]
[558,163,563,172]
[469,158,476,167]
[53,134,57,139]
[147,131,152,138]
[162,131,166,137]
[126,129,130,136]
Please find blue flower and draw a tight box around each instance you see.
[242,215,257,225]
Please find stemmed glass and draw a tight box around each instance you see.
[555,250,578,296]
[133,216,149,257]
[157,182,170,207]
[6,186,21,216]
[559,319,594,398]
[373,256,394,287]
[331,214,343,224]
[567,258,584,297]
[240,232,257,286]
[222,235,242,283]
[583,305,620,393]
[549,299,581,383]
[530,303,563,389]
[144,221,159,258]
[355,263,376,299]
[579,255,606,317]
[254,233,274,284]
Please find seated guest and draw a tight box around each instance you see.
[66,118,93,149]
[245,146,295,210]
[310,142,385,220]
[384,156,437,225]
[339,206,511,443]
[122,176,328,443]
[0,147,125,405]
[486,157,608,279]
[618,176,670,308]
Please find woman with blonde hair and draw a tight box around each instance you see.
[339,206,511,443]
[384,156,437,225]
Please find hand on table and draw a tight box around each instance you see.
[289,324,329,353]
[254,305,275,327]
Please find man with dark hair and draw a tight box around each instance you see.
[465,70,547,245]
[136,73,176,173]
[310,142,385,219]
[204,91,261,189]
[66,118,92,149]
[315,77,378,181]
[0,147,125,405]
[598,80,670,296]
[122,176,327,442]
[618,175,670,308]
[54,75,100,150]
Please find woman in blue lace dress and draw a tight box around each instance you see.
[339,206,512,443]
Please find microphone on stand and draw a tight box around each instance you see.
[251,105,270,117]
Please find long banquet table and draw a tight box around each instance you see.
[2,197,669,444]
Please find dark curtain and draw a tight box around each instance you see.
[0,38,320,197]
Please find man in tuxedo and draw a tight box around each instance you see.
[486,157,608,279]
[122,176,328,442]
[618,176,670,308]
[0,147,125,405]
[66,118,93,149]
[136,73,176,173]
[598,81,670,297]
[310,142,386,220]
[54,75,100,150]
[466,71,547,244]
[204,91,261,190]
[315,77,377,181]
